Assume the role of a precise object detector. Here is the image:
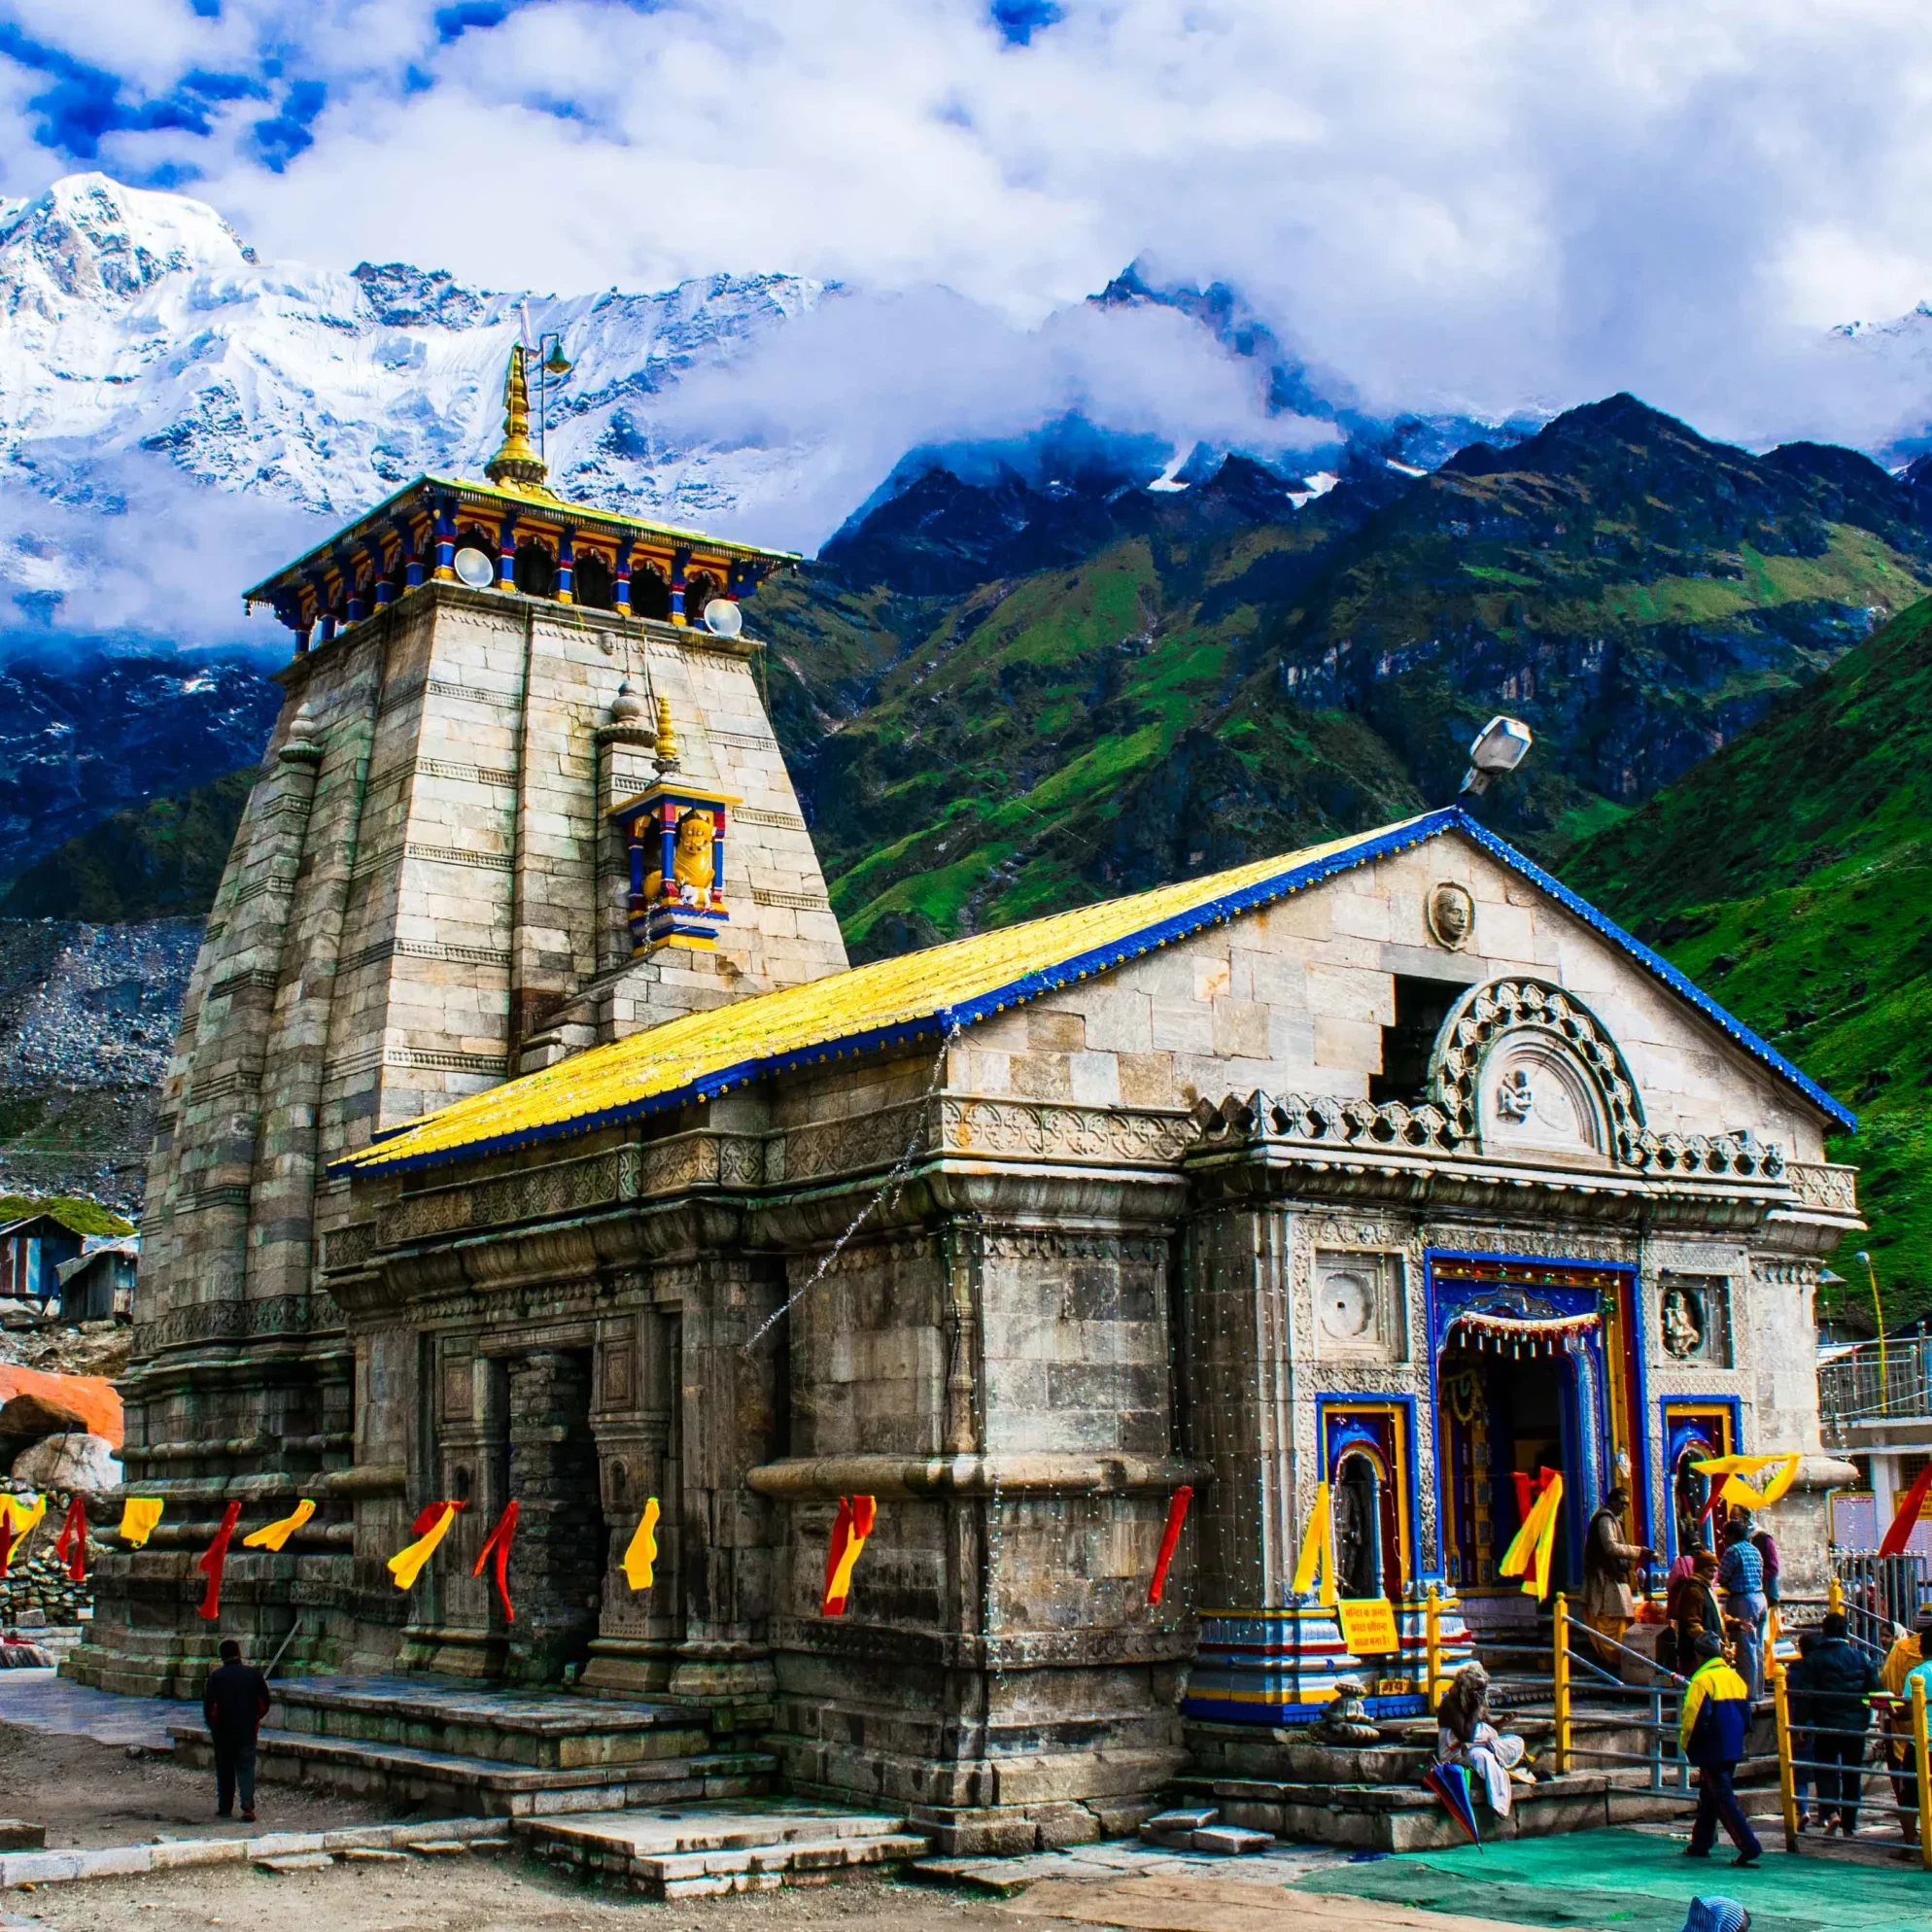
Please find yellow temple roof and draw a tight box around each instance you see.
[334,804,1852,1180]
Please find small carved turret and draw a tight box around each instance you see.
[653,695,680,775]
[484,343,549,491]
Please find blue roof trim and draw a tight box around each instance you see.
[343,803,1851,1182]
[1447,809,1855,1132]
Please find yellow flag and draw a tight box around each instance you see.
[1694,1450,1802,1512]
[1501,1475,1566,1598]
[622,1498,661,1591]
[1529,1474,1565,1600]
[387,1502,460,1589]
[0,1493,45,1538]
[243,1499,316,1551]
[118,1498,164,1547]
[1292,1482,1337,1605]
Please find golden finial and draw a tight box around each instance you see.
[484,342,548,490]
[653,695,680,774]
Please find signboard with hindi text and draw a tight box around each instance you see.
[1337,1595,1399,1656]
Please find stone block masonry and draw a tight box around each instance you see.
[76,581,845,1698]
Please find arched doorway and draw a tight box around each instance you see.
[1437,1318,1586,1598]
[1320,1402,1412,1607]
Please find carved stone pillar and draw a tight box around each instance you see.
[582,1308,686,1694]
[503,1349,604,1681]
[668,1246,782,1727]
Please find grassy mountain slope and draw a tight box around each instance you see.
[776,396,1932,959]
[1562,593,1932,1323]
[0,767,257,921]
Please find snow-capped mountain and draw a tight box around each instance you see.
[0,173,830,532]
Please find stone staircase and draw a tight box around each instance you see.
[518,1802,931,1898]
[167,1675,774,1818]
[1177,1702,1712,1851]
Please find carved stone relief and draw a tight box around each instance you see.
[1312,1248,1407,1363]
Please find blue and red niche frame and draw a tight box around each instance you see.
[1426,1251,1654,1592]
[610,778,740,951]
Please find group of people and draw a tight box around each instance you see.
[1658,1504,1779,1696]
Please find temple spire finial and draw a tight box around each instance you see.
[484,342,549,491]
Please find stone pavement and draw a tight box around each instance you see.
[0,1667,195,1748]
[920,1836,1363,1896]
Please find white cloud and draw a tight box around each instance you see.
[2,2,1932,470]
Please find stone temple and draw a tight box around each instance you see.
[76,351,1862,1851]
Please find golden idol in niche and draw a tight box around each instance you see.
[644,808,717,906]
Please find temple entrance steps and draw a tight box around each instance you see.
[516,1803,932,1899]
[1177,1703,1730,1852]
[167,1675,776,1819]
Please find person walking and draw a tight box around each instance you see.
[201,1639,271,1822]
[1787,1610,1876,1837]
[1680,1631,1762,1868]
[1716,1518,1767,1699]
[1581,1484,1656,1668]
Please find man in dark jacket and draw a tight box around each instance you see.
[201,1639,271,1821]
[1788,1611,1878,1836]
[1680,1631,1761,1866]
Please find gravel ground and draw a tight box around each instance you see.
[0,1719,397,1850]
[1,1858,1017,1932]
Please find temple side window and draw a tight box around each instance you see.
[574,551,614,610]
[513,538,556,597]
[632,564,672,620]
[1369,974,1469,1105]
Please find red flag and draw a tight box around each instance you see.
[1881,1462,1932,1558]
[0,1515,13,1579]
[821,1495,878,1616]
[471,1501,519,1623]
[53,1496,88,1582]
[1149,1486,1194,1606]
[196,1501,243,1621]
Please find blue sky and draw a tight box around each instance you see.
[0,1,1929,433]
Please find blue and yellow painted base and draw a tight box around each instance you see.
[1185,1591,1474,1727]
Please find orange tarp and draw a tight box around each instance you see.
[0,1364,123,1449]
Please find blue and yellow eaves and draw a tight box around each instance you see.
[332,806,1853,1180]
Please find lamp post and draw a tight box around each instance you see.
[534,331,572,466]
[1457,714,1534,800]
[1856,1250,1887,1412]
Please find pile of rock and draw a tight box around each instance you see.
[0,1515,94,1629]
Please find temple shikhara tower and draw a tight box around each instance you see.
[78,346,1862,1854]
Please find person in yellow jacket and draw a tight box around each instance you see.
[1880,1615,1932,1833]
[1679,1633,1762,1867]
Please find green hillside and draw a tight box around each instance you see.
[0,766,257,922]
[777,397,1932,959]
[1563,593,1932,1324]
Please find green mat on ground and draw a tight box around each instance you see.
[1295,1827,1932,1932]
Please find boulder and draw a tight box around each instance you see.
[0,1364,122,1447]
[10,1432,121,1493]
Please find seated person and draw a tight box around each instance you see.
[1435,1661,1533,1815]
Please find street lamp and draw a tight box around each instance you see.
[1856,1250,1888,1409]
[535,331,572,466]
[1459,714,1534,798]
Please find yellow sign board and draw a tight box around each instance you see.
[1337,1595,1400,1656]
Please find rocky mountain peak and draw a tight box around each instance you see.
[0,173,256,319]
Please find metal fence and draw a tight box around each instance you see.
[1834,1552,1932,1651]
[1442,1589,1932,1868]
[1819,1336,1932,1446]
